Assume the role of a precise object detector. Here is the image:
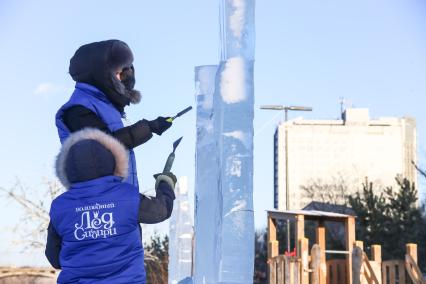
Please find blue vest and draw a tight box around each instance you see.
[55,83,138,188]
[50,176,146,284]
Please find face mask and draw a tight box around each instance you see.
[120,66,136,91]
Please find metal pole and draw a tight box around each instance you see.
[259,104,312,254]
[284,108,291,253]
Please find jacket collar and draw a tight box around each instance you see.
[75,82,111,104]
[69,175,123,192]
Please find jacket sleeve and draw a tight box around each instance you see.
[138,181,176,224]
[45,222,62,269]
[62,105,153,149]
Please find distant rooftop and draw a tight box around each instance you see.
[267,209,355,222]
[283,108,409,127]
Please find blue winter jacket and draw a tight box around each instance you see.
[50,175,146,284]
[55,83,139,188]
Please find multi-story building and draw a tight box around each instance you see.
[274,108,417,210]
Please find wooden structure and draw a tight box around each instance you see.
[352,243,426,284]
[267,210,425,284]
[0,267,57,283]
[268,210,356,284]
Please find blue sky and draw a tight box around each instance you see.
[1,0,426,265]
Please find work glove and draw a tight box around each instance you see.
[154,172,177,190]
[148,116,172,135]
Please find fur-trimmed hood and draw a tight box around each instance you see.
[56,128,128,189]
[69,40,141,114]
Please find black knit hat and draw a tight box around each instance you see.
[69,40,141,113]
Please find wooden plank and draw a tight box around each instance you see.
[362,252,379,284]
[398,261,405,284]
[277,256,284,284]
[293,259,300,284]
[389,263,395,284]
[381,263,387,284]
[354,241,363,251]
[269,261,276,284]
[405,254,426,284]
[284,256,290,284]
[333,261,339,284]
[346,216,356,284]
[299,238,309,284]
[295,214,305,251]
[291,257,300,284]
[371,245,381,263]
[406,243,418,264]
[289,259,294,284]
[369,262,382,284]
[316,221,326,284]
[352,246,362,284]
[311,245,321,284]
[268,216,279,259]
[339,261,347,284]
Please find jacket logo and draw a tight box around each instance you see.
[74,209,118,241]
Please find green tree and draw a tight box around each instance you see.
[349,177,426,271]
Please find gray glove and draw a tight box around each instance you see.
[154,172,177,190]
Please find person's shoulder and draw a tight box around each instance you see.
[64,104,94,117]
[115,182,140,197]
[49,191,72,215]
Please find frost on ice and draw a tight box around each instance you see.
[229,0,246,40]
[194,65,220,284]
[220,57,246,104]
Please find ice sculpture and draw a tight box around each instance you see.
[168,176,193,284]
[193,0,255,282]
[194,65,220,283]
[214,0,255,282]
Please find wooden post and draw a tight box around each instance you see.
[311,244,321,284]
[269,261,276,284]
[353,242,364,284]
[284,256,290,284]
[371,245,381,262]
[268,215,279,284]
[405,243,420,283]
[295,214,305,252]
[316,220,326,284]
[277,256,284,284]
[352,246,362,284]
[371,244,382,284]
[268,215,279,259]
[299,238,309,284]
[354,240,363,251]
[345,216,356,284]
[406,243,417,264]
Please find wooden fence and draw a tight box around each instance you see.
[269,255,300,284]
[327,259,346,284]
[353,243,425,284]
[269,242,425,284]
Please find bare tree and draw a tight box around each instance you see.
[300,176,353,250]
[0,178,63,250]
[0,178,165,271]
[300,175,349,207]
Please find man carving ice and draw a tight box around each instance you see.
[45,128,176,283]
[56,39,172,188]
